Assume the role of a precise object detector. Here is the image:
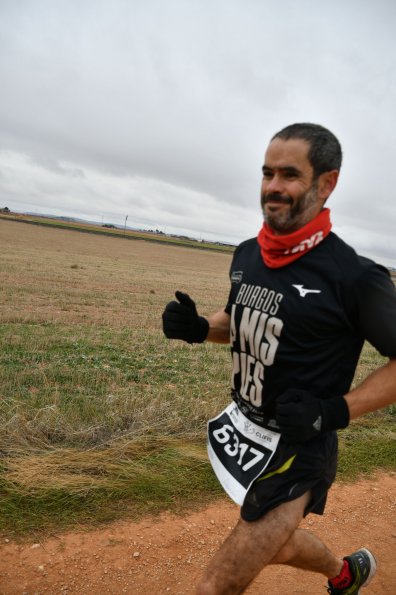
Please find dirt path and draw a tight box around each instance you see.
[1,473,395,595]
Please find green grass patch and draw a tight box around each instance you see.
[0,322,230,450]
[337,409,396,481]
[1,322,395,537]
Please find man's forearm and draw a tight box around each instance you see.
[206,309,231,344]
[344,357,396,419]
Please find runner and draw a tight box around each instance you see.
[162,123,396,594]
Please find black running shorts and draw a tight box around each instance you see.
[241,431,338,521]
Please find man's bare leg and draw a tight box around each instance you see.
[270,527,342,575]
[196,493,343,595]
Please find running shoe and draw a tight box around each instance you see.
[327,548,377,594]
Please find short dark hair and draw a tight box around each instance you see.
[271,123,342,178]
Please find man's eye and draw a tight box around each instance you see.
[262,170,273,179]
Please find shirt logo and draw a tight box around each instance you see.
[284,231,324,255]
[231,271,243,284]
[292,284,321,298]
[313,416,322,431]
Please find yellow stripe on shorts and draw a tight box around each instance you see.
[257,454,297,482]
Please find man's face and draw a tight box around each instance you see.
[261,138,323,234]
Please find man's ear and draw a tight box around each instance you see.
[318,170,339,201]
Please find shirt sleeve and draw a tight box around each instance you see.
[224,244,242,315]
[224,276,235,315]
[354,265,396,357]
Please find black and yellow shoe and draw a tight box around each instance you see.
[327,549,377,594]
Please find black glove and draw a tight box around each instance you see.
[162,291,209,344]
[276,388,350,443]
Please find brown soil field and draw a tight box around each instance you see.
[0,218,232,327]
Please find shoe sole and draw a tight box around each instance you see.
[357,548,377,593]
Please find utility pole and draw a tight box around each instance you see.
[124,215,128,236]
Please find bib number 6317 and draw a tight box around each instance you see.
[212,423,265,471]
[207,402,280,503]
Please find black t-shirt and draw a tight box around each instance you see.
[225,232,396,422]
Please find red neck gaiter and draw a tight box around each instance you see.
[257,208,332,269]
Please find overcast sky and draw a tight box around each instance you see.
[1,0,395,265]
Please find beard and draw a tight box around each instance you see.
[261,182,319,234]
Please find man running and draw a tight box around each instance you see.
[162,123,396,594]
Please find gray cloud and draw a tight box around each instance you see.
[0,0,395,263]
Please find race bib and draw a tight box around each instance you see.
[207,402,281,505]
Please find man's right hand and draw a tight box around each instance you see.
[162,291,209,344]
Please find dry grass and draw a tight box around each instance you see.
[0,218,394,535]
[0,218,232,441]
[5,437,208,495]
[0,218,232,533]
